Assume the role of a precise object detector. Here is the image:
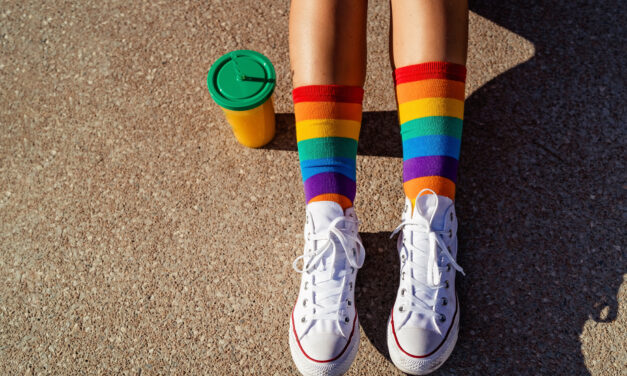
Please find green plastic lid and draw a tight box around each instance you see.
[207,50,276,111]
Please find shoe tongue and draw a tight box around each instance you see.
[307,201,345,233]
[405,194,452,331]
[305,202,349,335]
[413,194,451,231]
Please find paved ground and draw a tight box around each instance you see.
[1,0,625,375]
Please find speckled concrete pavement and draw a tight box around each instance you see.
[1,1,625,375]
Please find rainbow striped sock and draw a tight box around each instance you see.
[293,85,364,210]
[395,62,466,206]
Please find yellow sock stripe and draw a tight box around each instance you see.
[296,119,361,143]
[398,97,464,125]
[294,102,362,122]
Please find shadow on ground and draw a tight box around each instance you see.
[268,111,402,158]
[445,2,623,374]
[270,1,625,374]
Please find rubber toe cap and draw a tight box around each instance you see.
[394,326,444,356]
[299,332,349,361]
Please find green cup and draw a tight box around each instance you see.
[207,50,276,148]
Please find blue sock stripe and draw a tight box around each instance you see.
[402,135,461,160]
[300,157,356,182]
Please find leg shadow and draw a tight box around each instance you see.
[444,1,625,374]
[357,2,624,374]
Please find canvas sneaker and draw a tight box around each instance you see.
[289,201,365,376]
[387,189,466,375]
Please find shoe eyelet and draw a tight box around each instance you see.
[399,306,404,312]
[450,212,454,221]
[445,280,450,289]
[447,246,451,252]
[304,282,308,290]
[346,299,352,306]
[352,248,356,256]
[349,282,353,291]
[439,314,446,322]
[351,267,355,274]
[446,263,451,272]
[401,288,406,297]
[442,297,448,306]
[449,229,453,238]
[302,299,308,307]
[401,272,406,281]
[301,316,306,323]
[344,316,350,323]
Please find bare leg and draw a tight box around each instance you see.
[289,0,368,86]
[390,0,468,68]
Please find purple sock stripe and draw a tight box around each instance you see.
[304,172,356,203]
[402,155,459,184]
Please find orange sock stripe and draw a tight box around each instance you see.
[403,176,456,203]
[294,102,363,122]
[396,79,465,104]
[308,193,353,210]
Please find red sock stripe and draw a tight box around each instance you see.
[394,61,466,84]
[292,85,364,104]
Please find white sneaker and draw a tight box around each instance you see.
[289,201,365,376]
[387,189,466,375]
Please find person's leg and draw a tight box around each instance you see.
[290,0,367,86]
[290,0,367,210]
[288,2,368,375]
[387,1,468,375]
[392,0,468,207]
[391,0,467,67]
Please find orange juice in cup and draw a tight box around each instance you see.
[207,50,276,148]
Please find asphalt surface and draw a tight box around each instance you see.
[0,0,625,375]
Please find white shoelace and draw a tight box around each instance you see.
[292,216,365,337]
[390,190,465,329]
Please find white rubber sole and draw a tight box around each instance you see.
[386,308,459,375]
[289,319,360,376]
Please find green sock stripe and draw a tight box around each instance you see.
[400,116,463,140]
[297,137,358,161]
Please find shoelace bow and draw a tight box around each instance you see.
[292,216,365,337]
[390,190,465,330]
